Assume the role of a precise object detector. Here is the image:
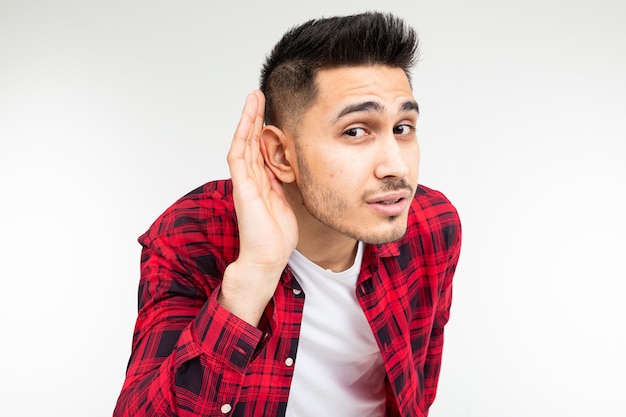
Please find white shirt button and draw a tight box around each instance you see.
[292,288,302,295]
[220,403,232,414]
[285,357,294,367]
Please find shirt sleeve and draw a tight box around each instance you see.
[423,205,462,411]
[113,228,264,417]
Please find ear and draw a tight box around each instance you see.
[260,125,296,183]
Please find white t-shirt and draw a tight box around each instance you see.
[285,242,386,417]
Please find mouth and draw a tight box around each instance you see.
[376,197,403,205]
[366,191,411,216]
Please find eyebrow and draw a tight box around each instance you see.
[334,100,419,122]
[401,100,419,113]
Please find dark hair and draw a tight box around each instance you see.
[260,12,419,131]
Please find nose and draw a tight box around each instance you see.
[373,134,415,180]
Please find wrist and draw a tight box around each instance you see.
[218,261,282,326]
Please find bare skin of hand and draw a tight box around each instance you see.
[218,90,298,326]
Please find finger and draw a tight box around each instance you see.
[243,90,266,166]
[254,90,266,125]
[264,163,286,200]
[228,92,258,179]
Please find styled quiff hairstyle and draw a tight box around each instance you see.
[260,12,419,131]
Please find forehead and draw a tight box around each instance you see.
[311,65,415,116]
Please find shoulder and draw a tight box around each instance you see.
[140,179,237,246]
[407,184,462,252]
[411,184,460,224]
[412,184,457,213]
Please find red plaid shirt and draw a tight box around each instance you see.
[114,179,461,417]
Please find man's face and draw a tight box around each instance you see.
[284,65,420,245]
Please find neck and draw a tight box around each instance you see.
[283,183,360,272]
[296,234,359,272]
[288,200,359,273]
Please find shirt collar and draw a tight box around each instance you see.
[280,238,402,289]
[368,240,401,258]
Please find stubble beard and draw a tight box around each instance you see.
[296,153,412,245]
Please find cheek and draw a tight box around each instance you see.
[325,155,361,182]
[308,148,346,180]
[405,143,420,165]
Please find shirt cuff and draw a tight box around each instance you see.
[192,288,264,373]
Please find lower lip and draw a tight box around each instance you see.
[367,199,408,217]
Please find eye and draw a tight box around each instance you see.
[343,127,368,137]
[393,124,415,135]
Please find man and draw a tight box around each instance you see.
[114,11,461,417]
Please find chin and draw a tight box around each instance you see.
[353,220,408,245]
[362,231,407,245]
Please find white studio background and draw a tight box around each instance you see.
[1,1,624,416]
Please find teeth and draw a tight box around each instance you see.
[379,199,400,205]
